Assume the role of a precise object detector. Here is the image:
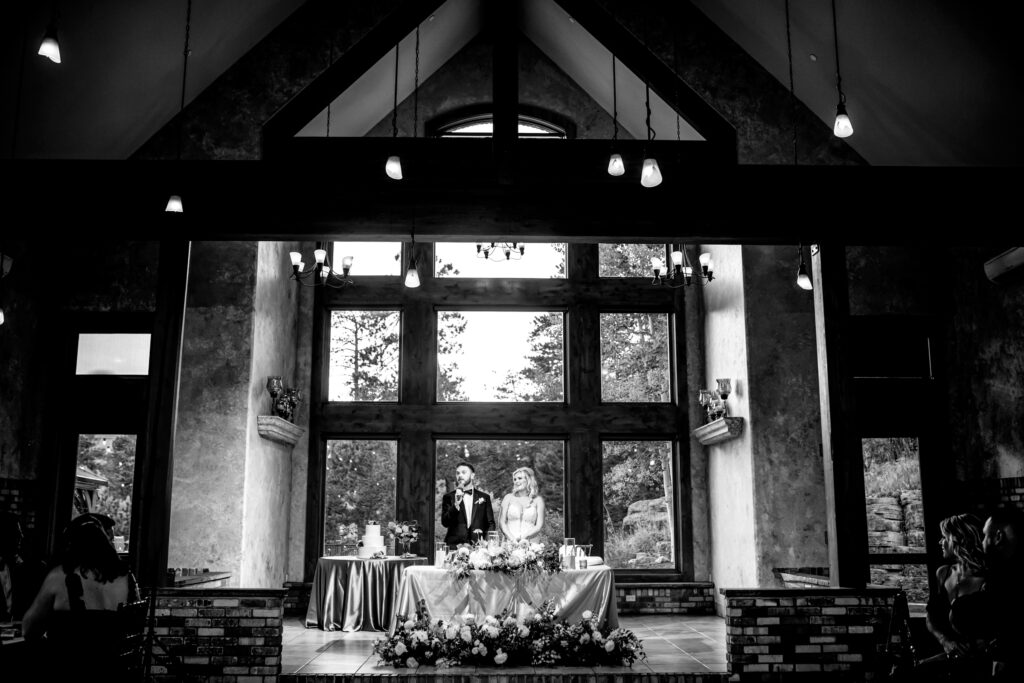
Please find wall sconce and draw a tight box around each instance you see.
[698,378,731,423]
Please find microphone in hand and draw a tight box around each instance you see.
[454,488,464,507]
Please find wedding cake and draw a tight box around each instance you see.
[357,523,387,559]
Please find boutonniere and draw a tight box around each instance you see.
[475,497,485,505]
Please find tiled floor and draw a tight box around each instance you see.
[282,614,728,675]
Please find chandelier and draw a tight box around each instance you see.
[288,244,353,288]
[476,242,525,261]
[651,244,713,287]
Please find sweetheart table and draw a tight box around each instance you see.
[305,555,427,631]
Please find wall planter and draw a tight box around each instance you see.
[257,415,305,447]
[693,417,744,445]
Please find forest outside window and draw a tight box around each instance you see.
[323,439,398,556]
[329,310,401,401]
[600,313,671,402]
[602,440,676,570]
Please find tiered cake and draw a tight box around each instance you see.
[357,523,387,558]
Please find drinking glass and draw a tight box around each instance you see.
[435,541,448,567]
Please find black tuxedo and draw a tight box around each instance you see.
[440,488,496,546]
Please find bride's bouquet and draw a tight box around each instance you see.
[444,539,561,580]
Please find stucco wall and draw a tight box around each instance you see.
[240,241,301,587]
[742,245,827,584]
[169,242,257,582]
[702,245,758,594]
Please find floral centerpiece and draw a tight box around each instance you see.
[374,599,644,669]
[387,520,420,557]
[445,539,561,580]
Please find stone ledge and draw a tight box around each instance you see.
[693,417,744,445]
[257,415,305,447]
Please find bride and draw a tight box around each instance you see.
[499,467,546,542]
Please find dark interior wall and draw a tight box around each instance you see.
[133,0,856,163]
[364,36,626,139]
[847,245,1024,487]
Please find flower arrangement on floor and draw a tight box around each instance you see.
[387,520,420,557]
[444,539,562,580]
[373,599,644,669]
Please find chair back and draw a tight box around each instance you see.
[116,598,150,680]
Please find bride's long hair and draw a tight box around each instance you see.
[512,467,539,499]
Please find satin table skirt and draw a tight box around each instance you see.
[391,565,618,634]
[305,556,427,631]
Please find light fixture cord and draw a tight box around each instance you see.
[611,55,619,142]
[785,0,798,166]
[673,29,680,142]
[831,0,846,104]
[325,32,334,137]
[391,42,400,138]
[413,26,420,138]
[645,81,655,142]
[176,0,193,162]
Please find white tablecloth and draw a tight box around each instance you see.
[391,565,618,633]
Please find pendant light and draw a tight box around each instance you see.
[607,55,624,176]
[38,13,61,64]
[165,0,192,212]
[786,1,812,291]
[640,79,662,188]
[830,0,853,138]
[405,222,420,288]
[386,42,403,180]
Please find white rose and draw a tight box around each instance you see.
[494,651,508,665]
[518,625,530,638]
[605,640,616,652]
[394,642,407,656]
[406,657,418,668]
[413,629,428,643]
[403,619,415,630]
[485,615,499,626]
[464,614,476,624]
[445,625,459,640]
[593,632,603,642]
[478,644,488,656]
[582,610,594,620]
[460,627,473,643]
[580,634,591,644]
[503,616,517,627]
[484,625,500,638]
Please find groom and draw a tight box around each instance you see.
[440,461,496,546]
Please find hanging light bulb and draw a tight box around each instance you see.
[165,195,183,213]
[796,244,813,290]
[404,257,420,288]
[833,102,853,138]
[0,307,5,326]
[641,158,662,187]
[607,153,625,176]
[830,0,854,138]
[607,55,625,177]
[386,155,403,180]
[38,22,61,63]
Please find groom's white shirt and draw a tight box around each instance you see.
[463,489,474,527]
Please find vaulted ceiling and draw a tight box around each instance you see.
[2,0,1021,165]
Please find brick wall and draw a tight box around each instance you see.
[616,582,715,614]
[149,587,285,682]
[721,587,900,680]
[963,476,1024,514]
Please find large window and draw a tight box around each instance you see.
[310,242,691,580]
[323,439,398,556]
[602,441,675,569]
[329,310,400,401]
[434,439,565,545]
[437,311,564,402]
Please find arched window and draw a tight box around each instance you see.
[427,105,574,139]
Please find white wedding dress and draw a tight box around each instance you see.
[505,498,540,540]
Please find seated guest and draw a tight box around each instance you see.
[22,519,140,681]
[917,513,993,680]
[1,511,45,622]
[983,508,1024,680]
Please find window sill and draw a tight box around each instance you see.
[693,417,744,445]
[257,415,305,447]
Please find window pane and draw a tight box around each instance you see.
[600,313,671,402]
[599,244,668,278]
[437,311,564,402]
[324,440,397,556]
[863,437,924,555]
[75,334,151,375]
[329,311,400,401]
[332,242,402,276]
[603,441,675,569]
[435,439,565,544]
[871,563,929,607]
[75,434,136,552]
[434,243,566,278]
